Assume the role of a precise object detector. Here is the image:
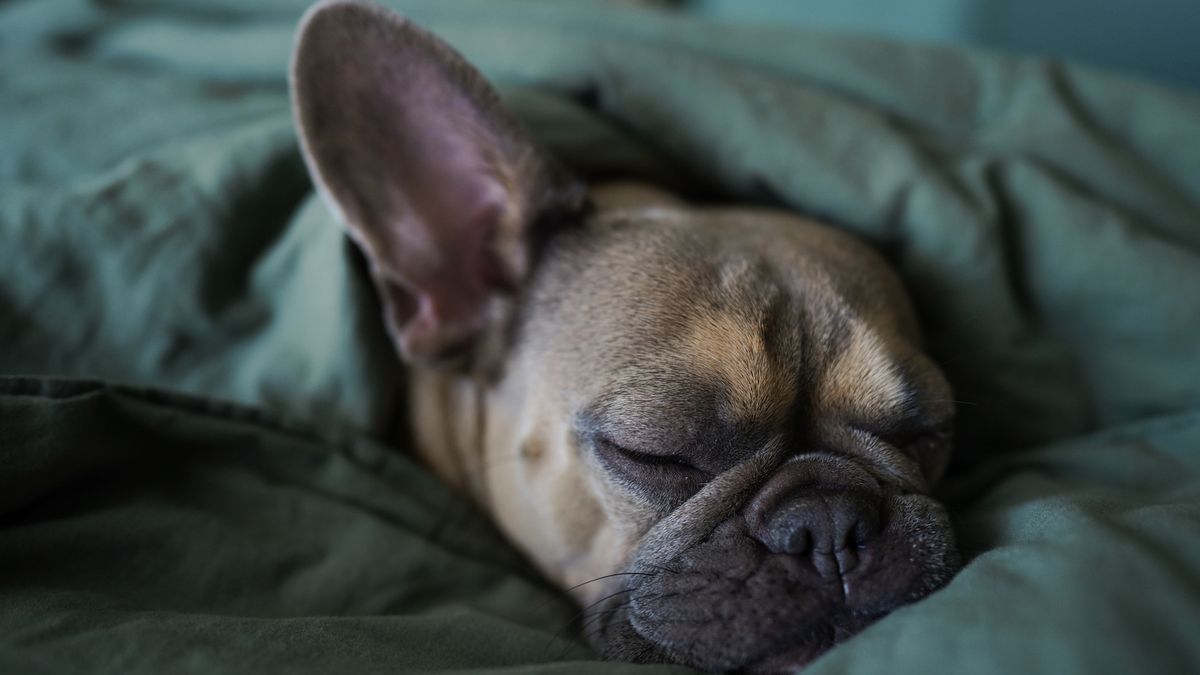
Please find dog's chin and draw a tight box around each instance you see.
[592,493,959,673]
[596,604,874,673]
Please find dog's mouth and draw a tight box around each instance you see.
[589,492,959,673]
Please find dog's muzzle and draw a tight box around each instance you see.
[597,456,960,673]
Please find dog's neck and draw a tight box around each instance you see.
[406,368,492,505]
[403,356,644,605]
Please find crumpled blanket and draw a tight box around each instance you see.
[2,1,1198,673]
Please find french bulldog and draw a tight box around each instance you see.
[290,1,960,672]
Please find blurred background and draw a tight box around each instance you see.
[670,0,1200,91]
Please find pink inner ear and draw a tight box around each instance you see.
[404,219,506,360]
[292,3,550,364]
[372,162,510,361]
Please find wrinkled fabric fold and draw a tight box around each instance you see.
[2,1,1199,673]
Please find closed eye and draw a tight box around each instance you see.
[605,442,694,468]
[893,422,952,451]
[848,416,951,454]
[590,436,711,505]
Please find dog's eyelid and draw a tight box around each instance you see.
[589,435,714,503]
[594,435,692,466]
[900,421,948,444]
[584,433,712,508]
[853,417,951,450]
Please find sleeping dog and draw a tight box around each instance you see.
[290,1,959,671]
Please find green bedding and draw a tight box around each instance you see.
[2,1,1199,673]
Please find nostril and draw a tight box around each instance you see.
[750,489,883,571]
[851,519,876,550]
[780,525,811,556]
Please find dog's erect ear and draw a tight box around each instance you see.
[290,0,587,366]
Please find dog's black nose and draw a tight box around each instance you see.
[746,479,883,577]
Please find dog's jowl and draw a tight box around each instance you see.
[291,1,959,671]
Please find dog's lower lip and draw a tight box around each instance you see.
[626,599,821,673]
[746,622,879,674]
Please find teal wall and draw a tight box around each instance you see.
[689,0,1200,91]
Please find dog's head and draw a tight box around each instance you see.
[292,2,959,671]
